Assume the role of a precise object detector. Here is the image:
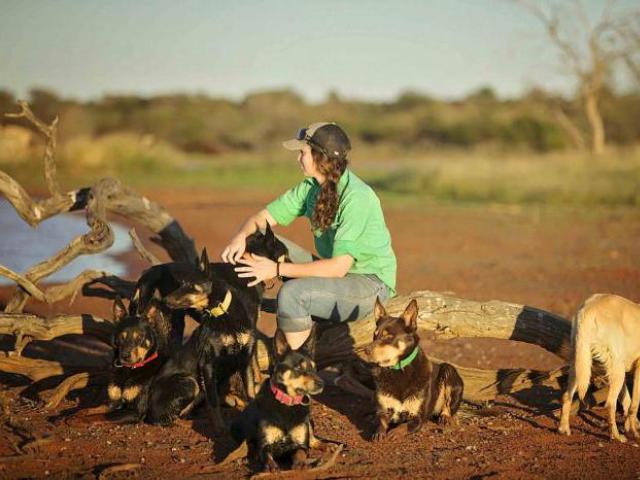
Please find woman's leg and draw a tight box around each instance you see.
[276,274,390,350]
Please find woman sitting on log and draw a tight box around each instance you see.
[221,122,397,351]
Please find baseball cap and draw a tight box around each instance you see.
[282,122,351,159]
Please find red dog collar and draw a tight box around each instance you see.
[124,351,159,369]
[270,381,307,406]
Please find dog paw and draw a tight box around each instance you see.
[387,424,409,441]
[371,431,386,442]
[557,425,571,436]
[611,433,627,443]
[438,415,452,427]
[291,450,308,470]
[264,457,280,473]
[407,419,423,434]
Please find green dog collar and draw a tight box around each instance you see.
[391,346,420,370]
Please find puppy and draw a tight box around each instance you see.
[108,297,174,421]
[558,293,640,442]
[230,330,324,472]
[363,298,464,441]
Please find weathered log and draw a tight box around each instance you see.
[256,290,572,402]
[0,313,114,343]
[1,102,195,314]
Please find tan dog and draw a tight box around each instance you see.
[558,294,640,442]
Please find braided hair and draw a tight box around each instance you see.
[311,148,348,232]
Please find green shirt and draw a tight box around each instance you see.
[266,169,397,295]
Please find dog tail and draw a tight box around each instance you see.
[573,306,593,402]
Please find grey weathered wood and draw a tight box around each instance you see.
[256,290,572,401]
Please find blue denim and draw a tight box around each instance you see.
[275,236,391,333]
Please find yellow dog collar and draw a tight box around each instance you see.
[208,290,232,317]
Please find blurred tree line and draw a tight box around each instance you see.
[1,85,639,155]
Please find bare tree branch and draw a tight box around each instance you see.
[513,0,639,153]
[0,266,47,302]
[129,228,161,266]
[5,101,61,197]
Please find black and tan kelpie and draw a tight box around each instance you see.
[362,298,464,441]
[107,296,176,421]
[134,226,288,425]
[145,311,219,426]
[230,329,324,473]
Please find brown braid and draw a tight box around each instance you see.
[311,148,348,232]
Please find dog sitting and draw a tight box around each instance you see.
[108,296,175,421]
[230,329,324,472]
[161,273,261,425]
[558,293,640,442]
[362,298,464,441]
[160,227,288,399]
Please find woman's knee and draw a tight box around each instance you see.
[276,280,313,332]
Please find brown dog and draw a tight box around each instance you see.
[363,298,464,441]
[559,293,640,442]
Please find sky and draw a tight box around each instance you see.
[1,0,636,103]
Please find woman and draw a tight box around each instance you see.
[221,122,396,351]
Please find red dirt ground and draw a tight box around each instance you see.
[1,188,640,479]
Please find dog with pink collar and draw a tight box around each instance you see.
[230,329,324,473]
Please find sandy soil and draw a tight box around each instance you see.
[1,188,639,479]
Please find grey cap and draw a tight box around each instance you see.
[283,122,351,158]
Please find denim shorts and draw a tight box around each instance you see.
[275,236,391,333]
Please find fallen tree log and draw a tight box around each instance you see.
[256,290,572,402]
[0,313,113,343]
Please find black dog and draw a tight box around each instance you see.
[145,313,217,426]
[230,330,324,472]
[160,226,288,399]
[362,298,464,441]
[129,223,288,326]
[108,296,176,421]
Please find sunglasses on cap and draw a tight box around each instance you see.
[296,127,331,156]
[296,128,310,141]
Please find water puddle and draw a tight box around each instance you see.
[0,199,132,285]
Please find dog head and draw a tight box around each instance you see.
[112,296,160,367]
[362,298,420,368]
[164,248,214,310]
[245,223,289,265]
[271,329,324,398]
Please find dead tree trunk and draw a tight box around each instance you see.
[255,290,571,402]
[0,102,196,316]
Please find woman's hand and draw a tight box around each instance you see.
[221,234,246,264]
[234,254,278,287]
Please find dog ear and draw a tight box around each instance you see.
[273,329,291,359]
[199,248,210,275]
[401,299,419,331]
[129,288,141,315]
[374,296,387,324]
[113,296,128,323]
[265,223,276,244]
[298,324,317,360]
[143,299,162,325]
